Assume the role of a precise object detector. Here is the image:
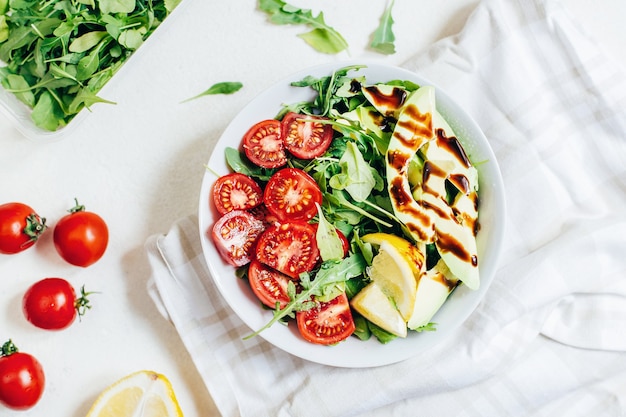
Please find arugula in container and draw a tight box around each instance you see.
[0,0,182,132]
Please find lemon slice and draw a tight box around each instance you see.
[86,370,183,417]
[364,238,419,321]
[362,232,425,274]
[351,282,407,337]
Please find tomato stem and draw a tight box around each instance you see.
[22,213,47,247]
[1,339,19,356]
[68,198,86,213]
[75,285,96,320]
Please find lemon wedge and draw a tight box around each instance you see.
[362,232,425,274]
[351,282,407,337]
[86,370,183,417]
[362,234,424,321]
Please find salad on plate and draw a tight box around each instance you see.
[207,64,481,347]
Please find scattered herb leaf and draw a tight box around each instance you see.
[370,0,396,54]
[258,0,348,54]
[181,82,243,103]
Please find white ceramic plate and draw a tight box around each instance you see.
[198,61,506,368]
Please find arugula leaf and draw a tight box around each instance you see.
[99,0,136,15]
[370,0,396,55]
[329,141,376,202]
[224,147,275,182]
[258,0,348,54]
[181,82,243,103]
[352,314,372,341]
[244,254,366,339]
[315,203,345,262]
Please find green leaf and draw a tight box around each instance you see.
[370,0,396,55]
[98,0,135,15]
[165,0,181,12]
[118,28,145,50]
[68,87,115,114]
[76,47,101,81]
[368,321,397,344]
[3,74,35,106]
[69,31,108,53]
[259,0,348,54]
[330,141,376,202]
[181,81,243,103]
[0,15,8,43]
[31,90,63,131]
[352,314,371,341]
[298,27,347,55]
[315,204,345,262]
[224,147,275,182]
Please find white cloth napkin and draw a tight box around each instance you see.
[145,0,626,415]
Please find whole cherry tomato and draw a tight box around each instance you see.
[53,199,108,267]
[23,278,93,330]
[0,340,45,410]
[0,202,47,254]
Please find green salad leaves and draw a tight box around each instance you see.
[0,0,181,131]
[258,0,349,54]
[259,0,397,55]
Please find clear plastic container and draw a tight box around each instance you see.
[0,0,188,142]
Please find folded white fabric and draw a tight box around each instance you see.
[146,0,626,416]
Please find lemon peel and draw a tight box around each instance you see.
[86,370,183,417]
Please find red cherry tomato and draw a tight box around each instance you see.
[263,168,322,223]
[212,173,263,215]
[211,210,265,267]
[242,119,287,168]
[255,222,320,279]
[336,229,350,257]
[0,340,45,410]
[248,259,295,309]
[0,202,46,254]
[296,293,355,345]
[281,112,333,159]
[23,278,92,330]
[53,200,108,267]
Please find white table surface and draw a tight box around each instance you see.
[1,1,624,416]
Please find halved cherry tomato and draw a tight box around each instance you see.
[212,173,263,215]
[242,119,287,168]
[248,259,295,309]
[211,210,265,267]
[0,202,46,254]
[296,292,355,345]
[281,112,333,160]
[263,168,322,223]
[0,340,45,410]
[255,222,319,279]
